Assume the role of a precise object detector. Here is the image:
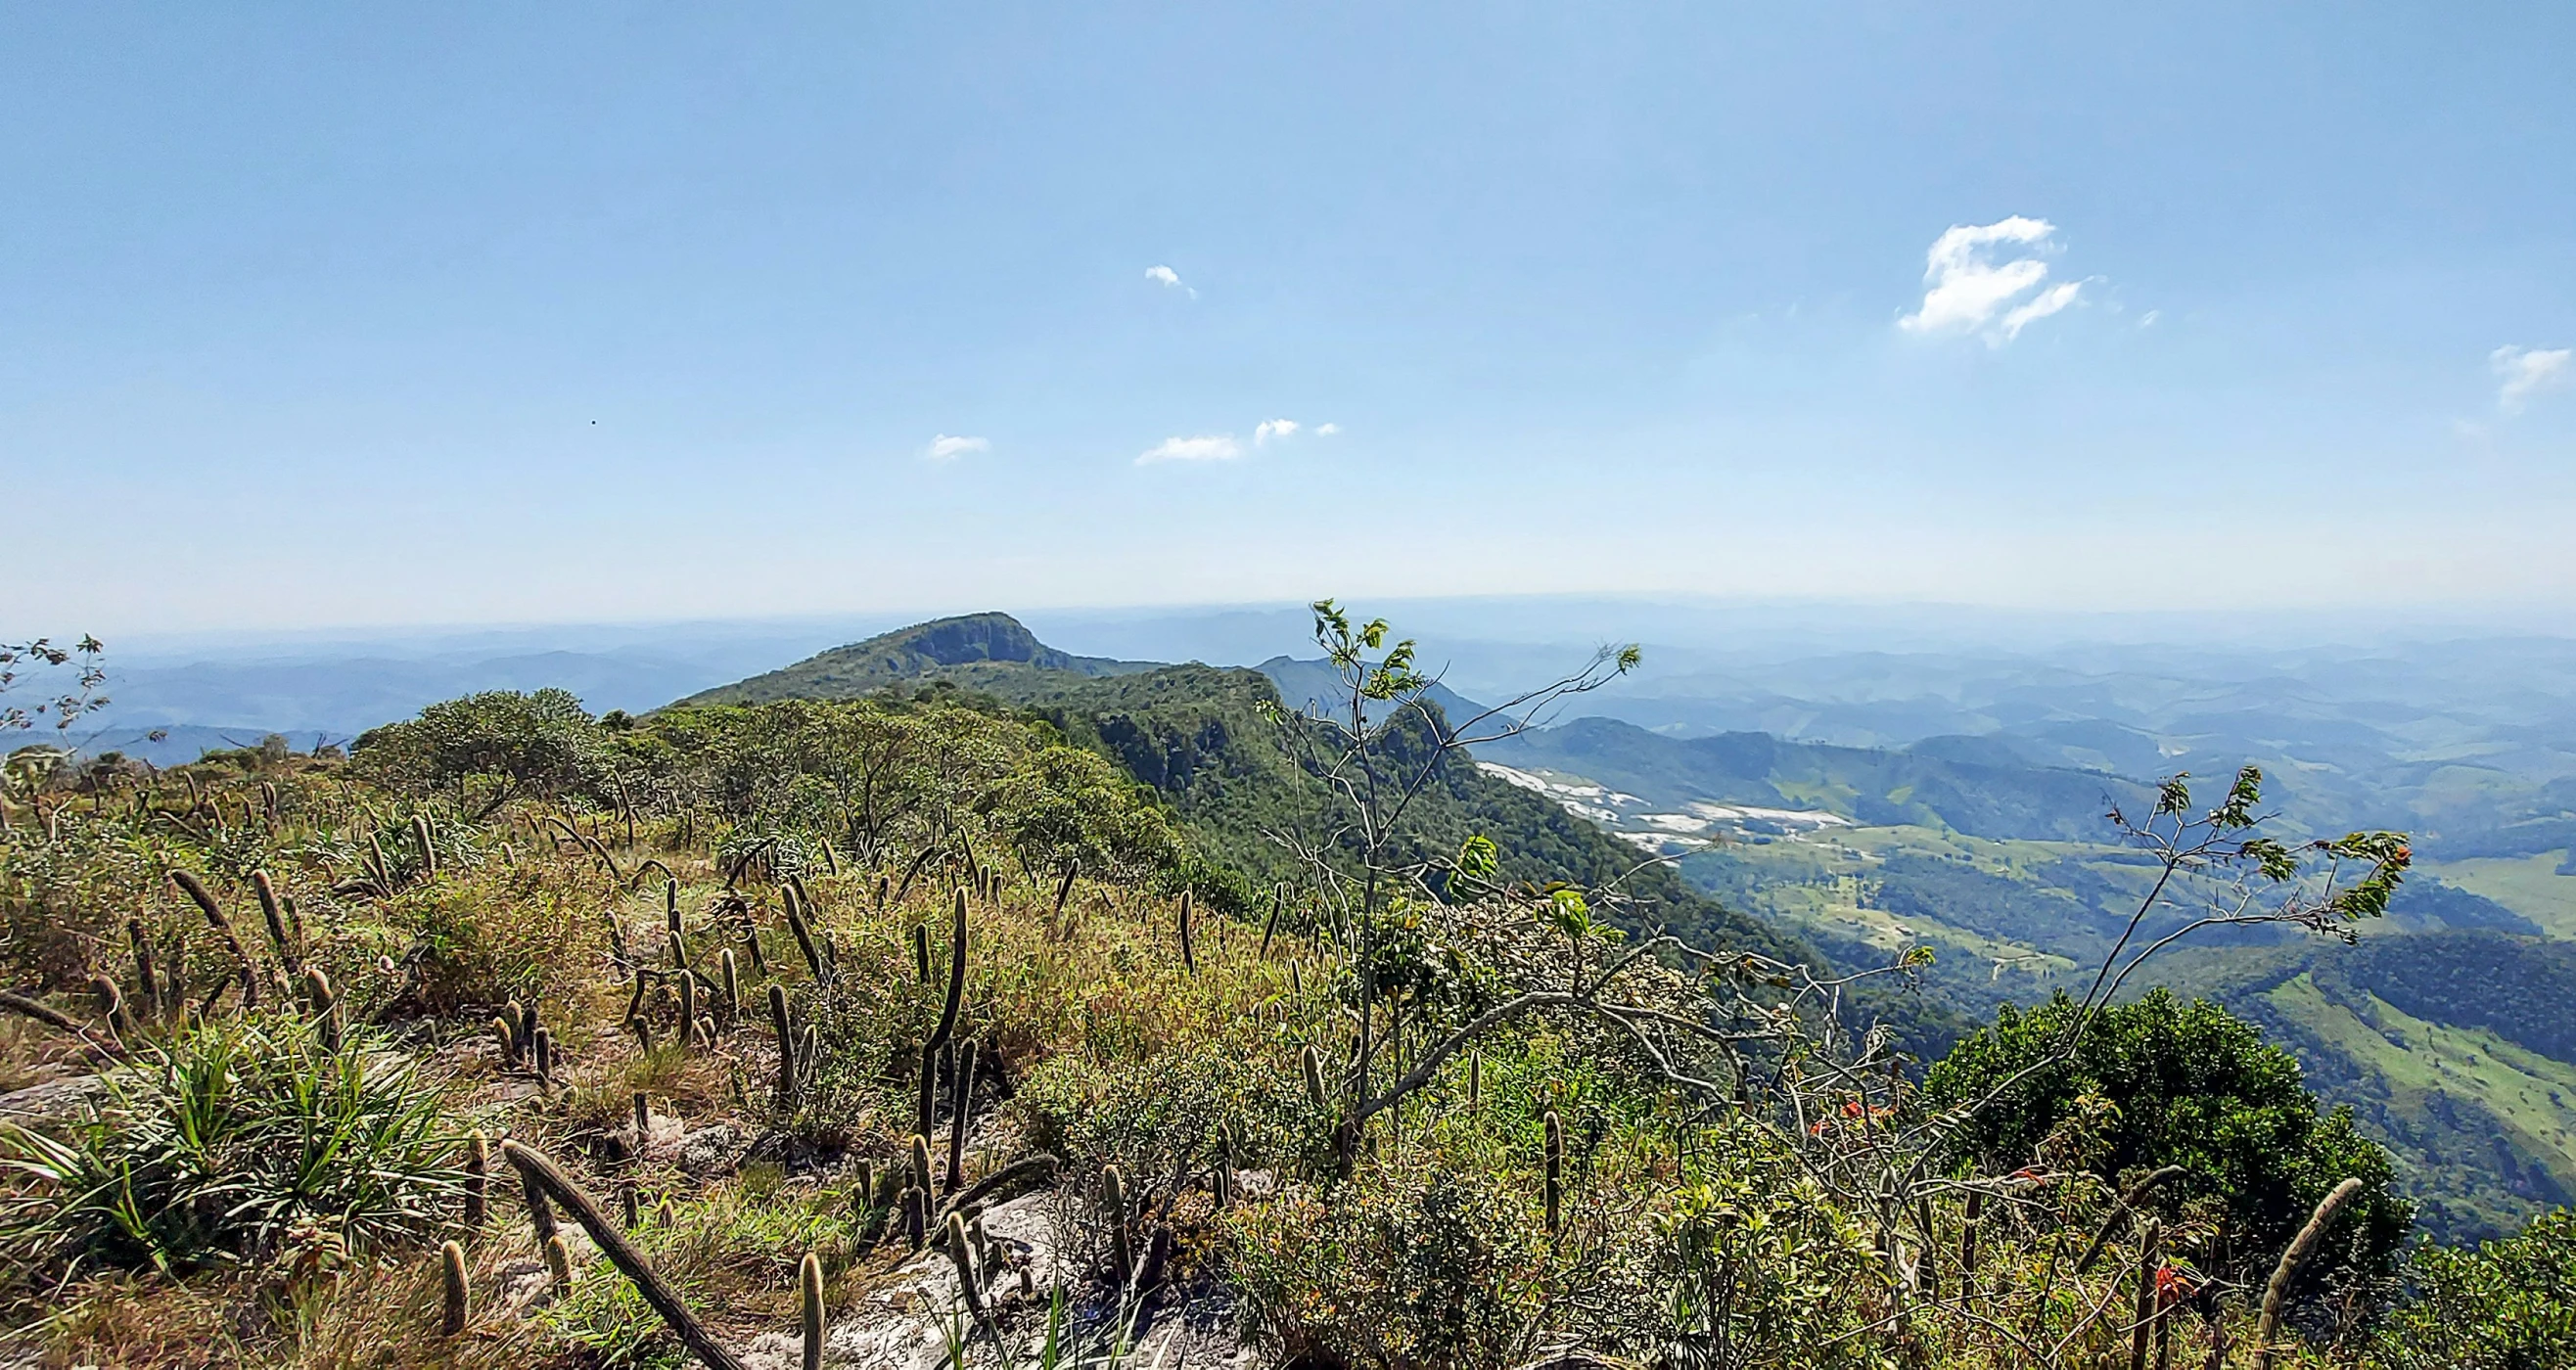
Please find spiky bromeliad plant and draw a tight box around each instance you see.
[0,1009,467,1285]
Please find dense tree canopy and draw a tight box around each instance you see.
[1921,987,2412,1287]
[350,687,611,818]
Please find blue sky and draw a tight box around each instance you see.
[5,3,2572,632]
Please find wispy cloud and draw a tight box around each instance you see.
[1255,418,1300,445]
[1900,216,2085,344]
[1136,434,1241,466]
[924,434,989,461]
[2493,344,2573,413]
[1315,422,1340,436]
[1145,264,1196,298]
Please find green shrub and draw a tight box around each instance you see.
[1229,1164,1548,1370]
[1920,988,2411,1290]
[391,869,603,1016]
[350,688,610,818]
[2373,1208,2576,1370]
[0,1012,467,1284]
[1014,1035,1303,1198]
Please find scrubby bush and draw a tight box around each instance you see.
[1229,1162,1550,1370]
[1921,986,2412,1292]
[2374,1207,2576,1370]
[388,866,609,1017]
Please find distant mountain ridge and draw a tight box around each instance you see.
[679,612,1158,707]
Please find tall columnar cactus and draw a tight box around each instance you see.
[1178,890,1197,974]
[522,1163,560,1246]
[532,1028,554,1089]
[1542,1110,1564,1240]
[439,1240,469,1337]
[943,1211,989,1324]
[168,870,259,1008]
[253,869,300,978]
[128,918,162,1024]
[1102,1166,1133,1288]
[1053,861,1079,921]
[911,1133,936,1199]
[1259,886,1283,957]
[678,971,699,1050]
[632,1091,652,1148]
[413,813,437,880]
[902,1185,928,1252]
[1468,1051,1482,1114]
[1960,1188,1984,1285]
[1303,1043,1328,1112]
[2253,1177,2364,1370]
[925,890,967,1056]
[464,1130,489,1233]
[303,968,341,1054]
[501,1140,748,1370]
[667,878,681,936]
[89,978,129,1043]
[946,1040,979,1196]
[542,1233,573,1286]
[799,1251,825,1370]
[768,983,798,1111]
[784,883,825,981]
[719,949,740,1026]
[1214,1121,1234,1208]
[2131,1219,2162,1370]
[916,1040,939,1141]
[911,923,932,984]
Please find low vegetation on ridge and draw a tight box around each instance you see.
[0,612,2566,1369]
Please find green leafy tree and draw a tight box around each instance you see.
[1921,987,2412,1288]
[349,688,611,818]
[2374,1207,2576,1370]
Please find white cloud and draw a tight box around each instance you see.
[2139,309,2161,329]
[1255,418,1300,444]
[1136,434,1241,465]
[1900,216,2085,344]
[2493,344,2573,413]
[1145,264,1196,297]
[925,434,989,461]
[1315,422,1340,435]
[1998,281,2083,340]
